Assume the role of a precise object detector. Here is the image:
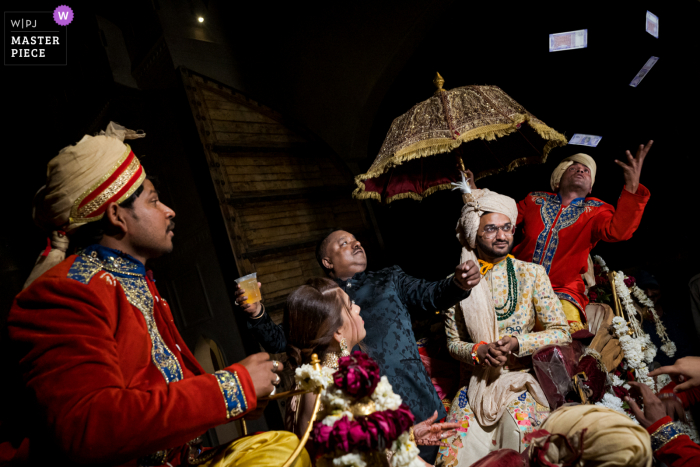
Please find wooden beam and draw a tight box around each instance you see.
[212,143,312,154]
[225,186,354,205]
[241,228,368,260]
[241,239,322,260]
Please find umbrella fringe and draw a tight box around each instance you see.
[352,185,382,201]
[353,115,567,202]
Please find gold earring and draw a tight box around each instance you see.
[340,337,350,357]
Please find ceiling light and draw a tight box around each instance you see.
[198,17,204,23]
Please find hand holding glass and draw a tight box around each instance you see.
[235,273,261,305]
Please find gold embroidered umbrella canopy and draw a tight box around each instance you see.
[353,73,568,203]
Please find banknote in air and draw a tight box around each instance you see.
[646,11,659,38]
[630,57,659,87]
[549,29,587,52]
[569,134,602,147]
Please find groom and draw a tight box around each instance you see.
[237,230,481,462]
[436,188,571,466]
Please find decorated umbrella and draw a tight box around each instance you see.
[353,73,568,203]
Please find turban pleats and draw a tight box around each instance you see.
[24,122,146,288]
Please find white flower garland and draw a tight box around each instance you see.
[332,453,366,467]
[372,376,403,411]
[294,364,335,392]
[677,412,700,445]
[613,273,646,339]
[641,333,657,364]
[594,256,676,358]
[611,373,631,390]
[612,317,655,391]
[655,373,671,389]
[594,255,609,273]
[630,284,676,357]
[595,392,639,425]
[318,375,420,467]
[390,432,423,467]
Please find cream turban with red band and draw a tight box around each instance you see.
[549,153,596,192]
[24,122,146,288]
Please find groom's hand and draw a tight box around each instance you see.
[495,336,520,355]
[454,260,480,291]
[477,342,508,367]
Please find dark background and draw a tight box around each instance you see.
[3,0,699,346]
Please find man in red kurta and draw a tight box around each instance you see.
[510,142,653,331]
[0,123,303,466]
[626,380,700,467]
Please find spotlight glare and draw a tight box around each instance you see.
[198,16,204,23]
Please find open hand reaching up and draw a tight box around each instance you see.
[616,140,652,194]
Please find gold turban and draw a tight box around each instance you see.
[549,153,596,192]
[24,122,146,288]
[530,404,652,467]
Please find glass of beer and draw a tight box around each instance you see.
[235,273,261,305]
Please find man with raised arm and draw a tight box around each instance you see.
[236,230,481,463]
[467,141,653,332]
[0,123,305,467]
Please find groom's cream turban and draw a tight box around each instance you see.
[530,404,652,467]
[456,188,518,250]
[550,153,597,191]
[24,122,146,288]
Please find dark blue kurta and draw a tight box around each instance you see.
[248,266,470,424]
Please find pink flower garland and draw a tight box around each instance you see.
[312,351,415,455]
[333,351,381,398]
[313,405,414,452]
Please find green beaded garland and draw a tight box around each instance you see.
[495,257,518,321]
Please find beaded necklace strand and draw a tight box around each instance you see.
[493,256,518,321]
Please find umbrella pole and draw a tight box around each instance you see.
[455,152,466,174]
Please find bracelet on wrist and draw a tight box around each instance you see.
[472,341,487,364]
[250,304,265,320]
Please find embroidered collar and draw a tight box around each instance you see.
[555,193,587,207]
[79,244,146,278]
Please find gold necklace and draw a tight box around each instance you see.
[322,352,340,370]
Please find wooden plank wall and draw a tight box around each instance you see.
[182,69,373,324]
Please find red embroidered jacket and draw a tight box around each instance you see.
[512,185,650,315]
[0,245,256,466]
[647,416,700,467]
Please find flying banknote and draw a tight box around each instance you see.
[646,11,659,38]
[569,134,602,147]
[630,57,659,87]
[549,29,588,52]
